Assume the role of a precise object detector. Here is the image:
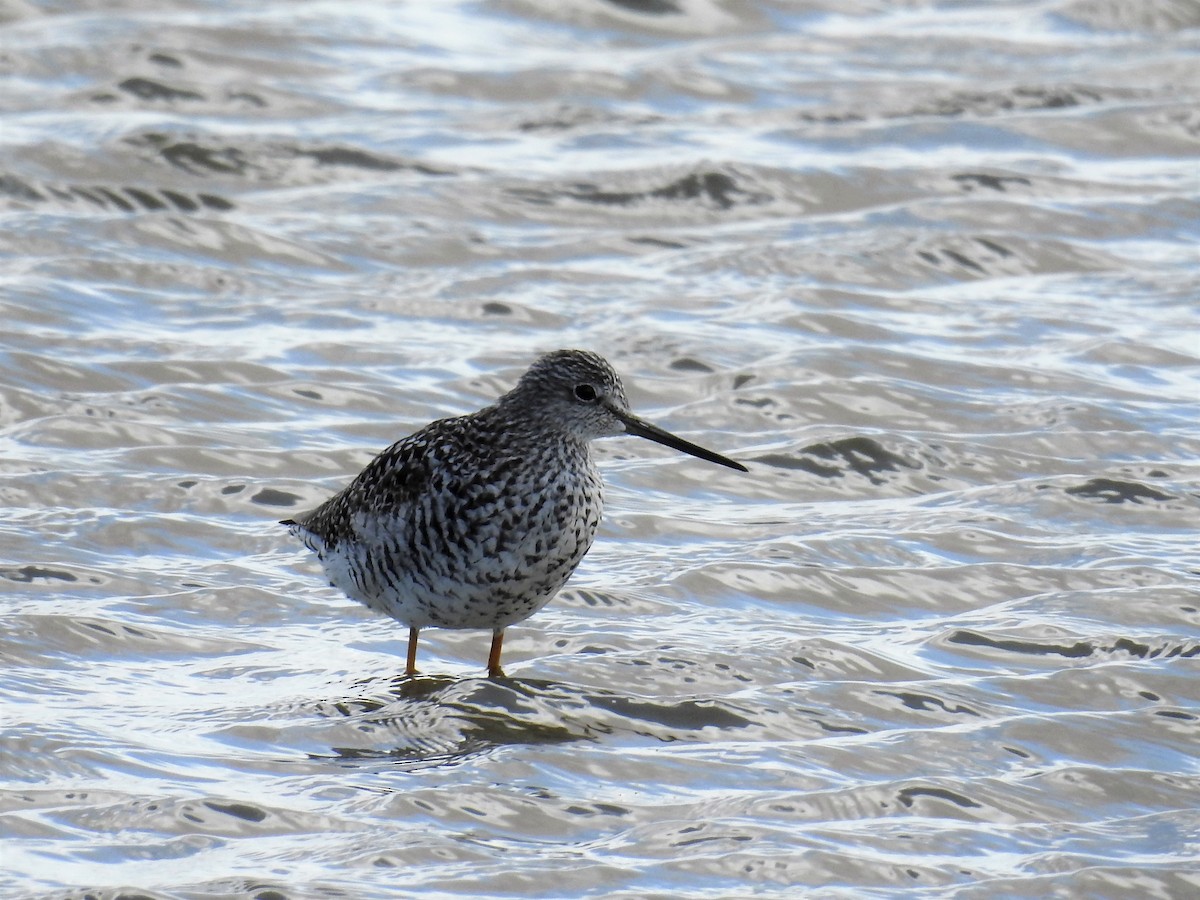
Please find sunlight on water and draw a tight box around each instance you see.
[1,0,1198,897]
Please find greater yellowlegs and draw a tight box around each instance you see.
[282,349,746,677]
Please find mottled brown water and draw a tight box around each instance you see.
[2,1,1199,898]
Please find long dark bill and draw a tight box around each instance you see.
[609,405,748,472]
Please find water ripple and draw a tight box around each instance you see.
[2,0,1198,896]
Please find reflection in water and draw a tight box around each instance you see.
[312,673,756,765]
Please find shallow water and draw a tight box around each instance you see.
[2,0,1199,897]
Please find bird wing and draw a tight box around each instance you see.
[280,431,434,549]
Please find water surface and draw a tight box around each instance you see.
[2,1,1199,897]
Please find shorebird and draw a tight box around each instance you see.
[282,349,746,677]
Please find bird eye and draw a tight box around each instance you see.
[573,384,598,402]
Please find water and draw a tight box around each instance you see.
[2,0,1198,897]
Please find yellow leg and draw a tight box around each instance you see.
[405,626,419,675]
[487,628,505,678]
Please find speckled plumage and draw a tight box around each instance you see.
[282,349,746,677]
